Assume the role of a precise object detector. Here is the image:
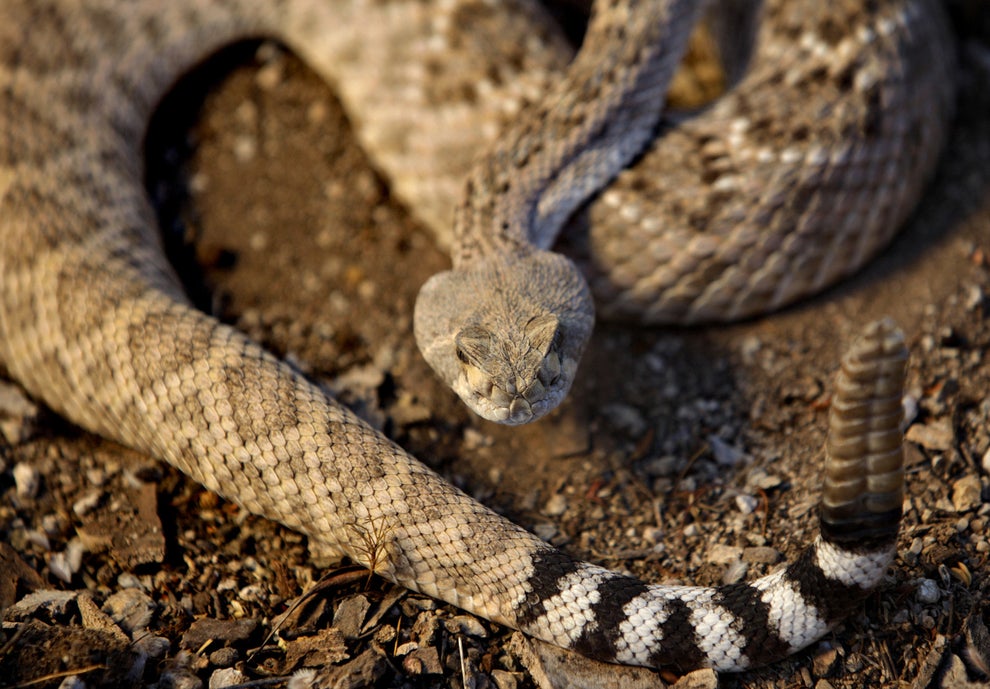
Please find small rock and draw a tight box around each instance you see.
[394,641,419,656]
[492,670,520,689]
[673,668,718,689]
[5,589,77,620]
[917,578,941,604]
[952,475,983,513]
[746,468,782,490]
[13,462,40,499]
[103,588,156,634]
[708,544,743,566]
[983,446,990,475]
[24,529,51,551]
[643,526,665,545]
[543,493,568,517]
[739,335,762,364]
[283,628,348,668]
[463,428,494,450]
[72,490,105,517]
[134,635,171,660]
[401,646,443,675]
[906,419,954,451]
[209,647,240,668]
[209,668,249,689]
[709,435,746,466]
[743,546,781,564]
[333,594,371,639]
[181,618,258,650]
[533,522,558,541]
[0,382,39,443]
[965,284,987,311]
[117,573,146,590]
[307,647,389,688]
[49,540,85,584]
[812,643,840,676]
[735,494,758,515]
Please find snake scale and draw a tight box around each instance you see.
[0,0,954,675]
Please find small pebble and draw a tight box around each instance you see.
[952,474,983,513]
[208,647,240,668]
[905,419,954,451]
[746,468,782,490]
[181,619,258,650]
[49,552,76,584]
[491,669,520,689]
[48,538,86,584]
[916,578,940,604]
[401,646,443,675]
[134,635,171,660]
[333,595,371,640]
[709,435,746,466]
[743,546,781,564]
[735,494,759,515]
[103,589,156,634]
[543,493,568,517]
[532,522,557,541]
[13,462,40,499]
[209,668,248,689]
[24,529,51,551]
[812,643,840,677]
[708,544,743,565]
[672,668,718,689]
[73,490,104,517]
[118,573,146,590]
[394,641,419,656]
[965,284,986,311]
[0,382,39,444]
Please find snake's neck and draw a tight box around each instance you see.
[449,0,705,270]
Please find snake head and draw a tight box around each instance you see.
[414,249,594,425]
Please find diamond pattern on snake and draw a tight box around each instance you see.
[0,0,953,675]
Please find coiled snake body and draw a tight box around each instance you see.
[0,0,953,674]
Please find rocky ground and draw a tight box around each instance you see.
[2,3,989,689]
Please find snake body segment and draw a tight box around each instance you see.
[0,0,942,673]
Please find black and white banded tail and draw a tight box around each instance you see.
[510,319,907,672]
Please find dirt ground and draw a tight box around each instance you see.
[2,3,989,689]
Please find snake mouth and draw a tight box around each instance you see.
[488,395,537,425]
[458,353,568,425]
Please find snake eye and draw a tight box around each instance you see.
[456,345,470,364]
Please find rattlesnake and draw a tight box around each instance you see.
[0,0,952,675]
